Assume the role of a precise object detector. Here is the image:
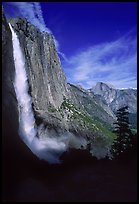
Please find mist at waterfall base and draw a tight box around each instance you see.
[9,23,67,164]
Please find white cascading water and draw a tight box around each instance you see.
[9,23,67,163]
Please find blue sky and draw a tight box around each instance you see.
[2,2,137,89]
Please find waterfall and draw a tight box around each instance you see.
[9,23,37,145]
[9,23,67,163]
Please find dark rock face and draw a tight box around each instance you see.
[90,82,137,113]
[2,9,23,160]
[2,9,18,136]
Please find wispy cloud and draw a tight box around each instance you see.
[5,2,51,32]
[4,2,65,53]
[63,30,137,89]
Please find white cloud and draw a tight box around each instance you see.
[7,2,51,32]
[5,2,64,52]
[64,32,137,89]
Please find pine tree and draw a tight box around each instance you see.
[112,106,133,157]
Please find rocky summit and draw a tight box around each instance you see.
[90,82,137,113]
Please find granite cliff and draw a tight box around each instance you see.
[3,14,136,161]
[6,17,117,159]
[5,11,135,163]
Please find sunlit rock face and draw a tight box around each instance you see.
[8,17,118,160]
[9,17,74,139]
[91,82,117,104]
[110,89,137,113]
[90,82,137,113]
[9,17,70,111]
[3,14,117,162]
[9,23,68,164]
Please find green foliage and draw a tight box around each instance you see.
[59,98,116,144]
[131,128,137,135]
[112,106,134,157]
[48,106,57,113]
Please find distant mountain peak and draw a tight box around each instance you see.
[94,82,115,89]
[90,81,137,114]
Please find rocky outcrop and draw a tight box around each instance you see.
[90,82,137,113]
[90,82,117,104]
[69,83,116,124]
[110,89,137,113]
